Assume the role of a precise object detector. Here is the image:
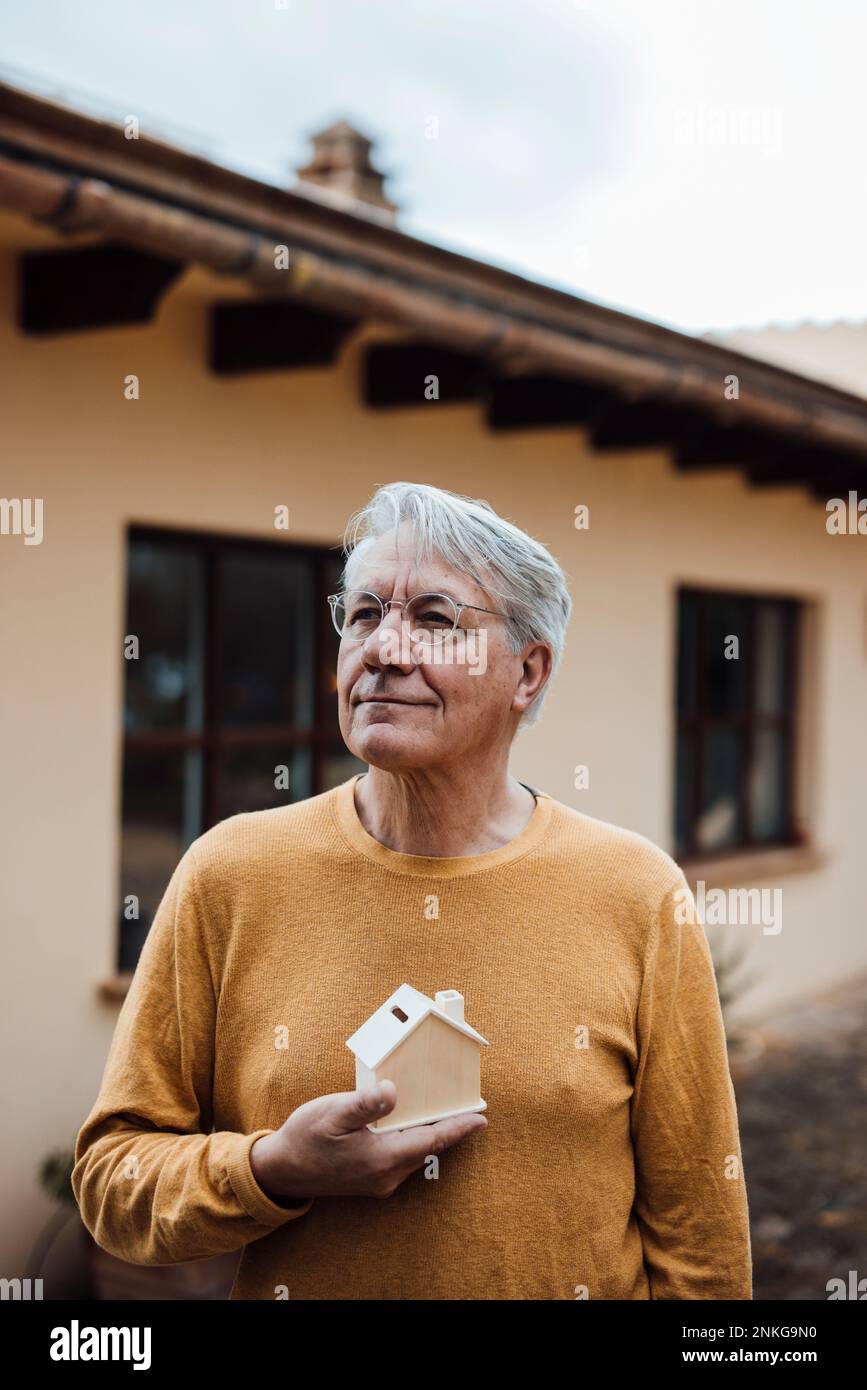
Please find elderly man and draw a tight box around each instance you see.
[73,481,752,1300]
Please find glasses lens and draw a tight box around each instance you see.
[335,591,384,639]
[404,593,458,643]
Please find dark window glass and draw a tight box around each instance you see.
[218,744,313,819]
[698,728,742,851]
[749,728,791,843]
[674,588,799,858]
[676,590,698,716]
[221,549,315,727]
[118,747,202,972]
[705,594,750,716]
[118,530,354,973]
[754,600,795,717]
[124,543,205,732]
[674,729,694,852]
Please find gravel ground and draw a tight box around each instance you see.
[734,973,867,1300]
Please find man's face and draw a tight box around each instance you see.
[336,523,532,772]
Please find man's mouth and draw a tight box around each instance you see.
[359,696,429,705]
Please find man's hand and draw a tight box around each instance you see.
[250,1081,487,1201]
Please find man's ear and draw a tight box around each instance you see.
[513,642,552,716]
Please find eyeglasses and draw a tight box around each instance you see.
[327,589,509,644]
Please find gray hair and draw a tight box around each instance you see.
[340,481,572,727]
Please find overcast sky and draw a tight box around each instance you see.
[1,0,862,332]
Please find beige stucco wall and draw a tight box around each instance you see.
[2,212,867,1270]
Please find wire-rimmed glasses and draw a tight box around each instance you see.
[327,589,508,644]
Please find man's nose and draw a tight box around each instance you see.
[361,604,416,672]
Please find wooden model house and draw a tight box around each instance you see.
[346,983,489,1132]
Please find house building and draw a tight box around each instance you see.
[706,320,867,400]
[346,984,488,1133]
[2,79,866,1271]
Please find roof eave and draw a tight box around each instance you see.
[3,80,867,471]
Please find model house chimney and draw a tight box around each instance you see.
[295,120,398,224]
[435,990,465,1023]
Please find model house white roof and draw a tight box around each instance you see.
[346,982,489,1069]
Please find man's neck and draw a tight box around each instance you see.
[353,767,537,857]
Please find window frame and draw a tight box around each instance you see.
[122,522,346,831]
[674,583,803,862]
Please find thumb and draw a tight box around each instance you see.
[331,1080,397,1134]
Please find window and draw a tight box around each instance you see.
[118,526,364,973]
[674,587,801,859]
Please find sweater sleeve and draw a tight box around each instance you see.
[629,870,753,1299]
[71,842,314,1266]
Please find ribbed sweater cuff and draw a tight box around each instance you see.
[227,1129,315,1227]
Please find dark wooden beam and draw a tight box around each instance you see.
[675,425,787,471]
[19,241,183,334]
[745,457,805,487]
[486,374,619,431]
[362,342,488,407]
[807,450,867,501]
[745,446,831,488]
[590,396,717,452]
[737,443,867,495]
[210,299,358,374]
[679,434,867,495]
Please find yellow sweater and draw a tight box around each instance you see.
[73,775,752,1300]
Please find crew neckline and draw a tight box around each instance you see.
[332,773,554,878]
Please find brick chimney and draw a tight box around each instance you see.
[295,120,398,224]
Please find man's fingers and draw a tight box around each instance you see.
[329,1080,398,1134]
[382,1111,487,1165]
